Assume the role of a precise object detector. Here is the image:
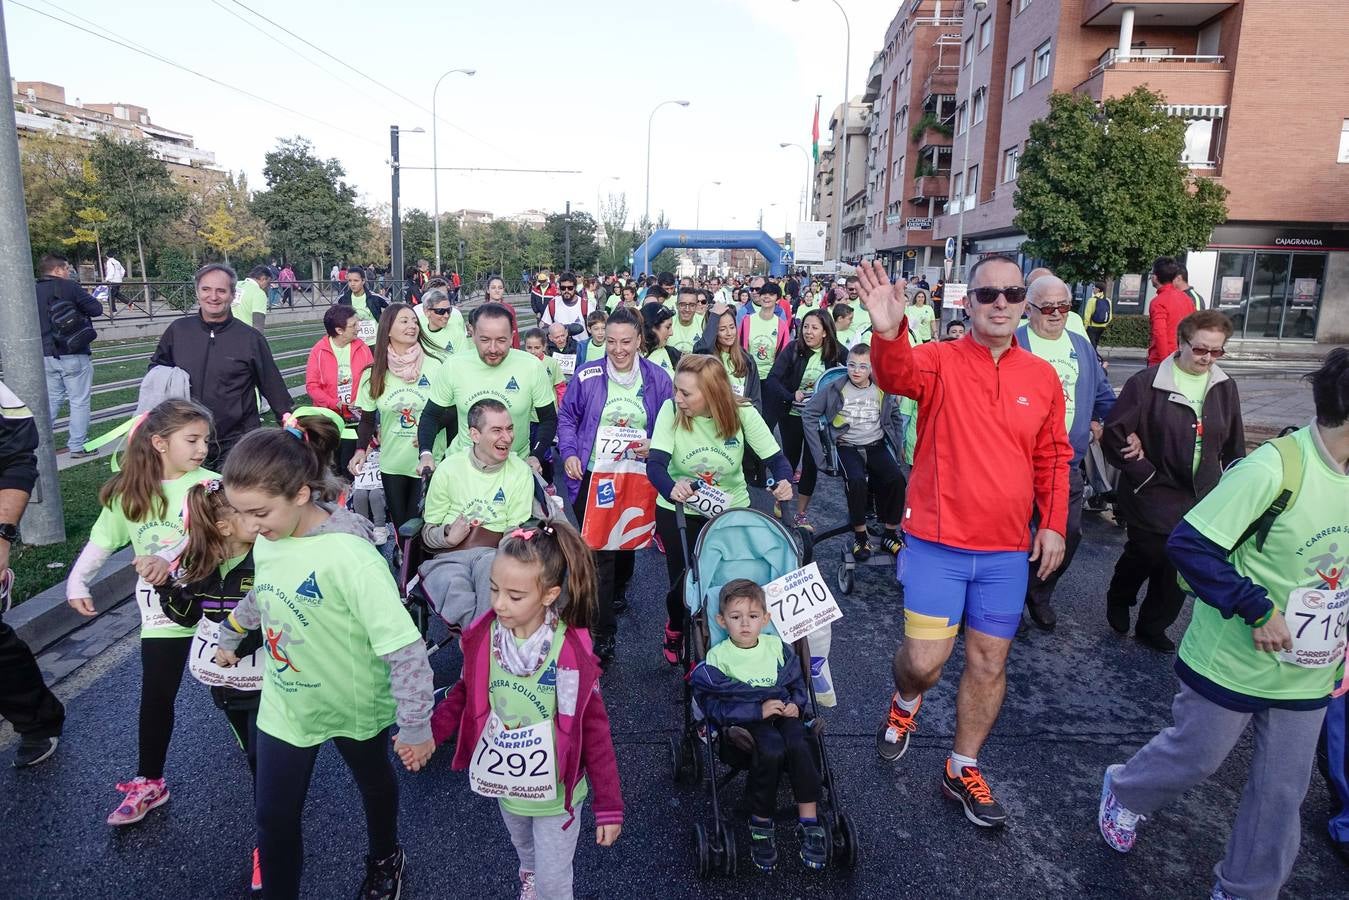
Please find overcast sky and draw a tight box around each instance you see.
[8,0,897,234]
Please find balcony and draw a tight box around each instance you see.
[1083,1,1237,27]
[911,174,952,201]
[1076,53,1231,108]
[922,67,959,106]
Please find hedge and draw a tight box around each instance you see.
[1097,314,1149,349]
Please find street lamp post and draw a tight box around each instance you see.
[793,0,850,265]
[431,67,476,275]
[954,0,989,285]
[643,99,690,274]
[390,124,425,301]
[695,180,721,230]
[779,142,812,222]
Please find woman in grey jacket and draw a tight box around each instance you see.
[695,302,763,412]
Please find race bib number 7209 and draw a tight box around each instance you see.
[765,562,844,643]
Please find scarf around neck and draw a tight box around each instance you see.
[387,342,424,383]
[491,608,560,677]
[606,356,640,389]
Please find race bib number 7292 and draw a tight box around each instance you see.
[468,713,557,802]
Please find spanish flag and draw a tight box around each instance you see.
[812,96,820,163]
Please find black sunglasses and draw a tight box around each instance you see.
[970,286,1028,305]
[560,284,576,291]
[429,306,452,315]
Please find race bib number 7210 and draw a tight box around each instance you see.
[765,562,843,643]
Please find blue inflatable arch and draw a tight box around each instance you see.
[632,229,792,276]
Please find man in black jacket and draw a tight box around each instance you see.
[37,254,103,459]
[1102,309,1245,652]
[150,264,292,468]
[0,380,65,767]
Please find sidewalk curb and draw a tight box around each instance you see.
[10,549,135,653]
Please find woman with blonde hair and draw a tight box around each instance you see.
[647,354,795,665]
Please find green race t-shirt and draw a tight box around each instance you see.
[356,355,444,477]
[720,351,748,398]
[705,633,784,689]
[670,317,703,354]
[90,468,219,638]
[429,349,553,459]
[417,306,466,355]
[747,314,780,379]
[331,339,356,440]
[650,399,782,511]
[1066,311,1089,339]
[423,447,535,533]
[646,348,675,381]
[233,279,269,324]
[851,304,872,336]
[490,620,588,817]
[350,294,374,320]
[252,528,421,746]
[588,371,648,469]
[1026,330,1080,433]
[791,352,828,418]
[905,304,935,342]
[1171,365,1210,475]
[1178,428,1348,703]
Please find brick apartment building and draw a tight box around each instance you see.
[928,0,1349,343]
[812,100,869,263]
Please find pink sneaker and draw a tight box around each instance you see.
[106,776,170,826]
[251,847,262,893]
[518,870,537,900]
[662,621,683,666]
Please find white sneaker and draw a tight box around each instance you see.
[373,527,389,546]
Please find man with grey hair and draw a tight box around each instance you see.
[1015,274,1116,630]
[150,264,292,467]
[1027,266,1090,339]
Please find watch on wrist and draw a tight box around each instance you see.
[0,523,19,545]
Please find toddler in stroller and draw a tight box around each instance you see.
[692,578,827,872]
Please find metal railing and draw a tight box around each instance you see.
[1089,53,1225,78]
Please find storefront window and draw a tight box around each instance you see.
[1213,250,1324,340]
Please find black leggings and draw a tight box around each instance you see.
[837,442,906,528]
[256,727,399,900]
[211,686,260,781]
[744,717,822,818]
[138,636,191,780]
[572,472,637,642]
[777,415,818,497]
[654,505,708,629]
[381,473,420,533]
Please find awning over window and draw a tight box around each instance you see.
[1166,104,1227,119]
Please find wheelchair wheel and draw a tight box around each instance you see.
[833,809,860,870]
[716,819,738,876]
[836,560,855,595]
[694,823,712,880]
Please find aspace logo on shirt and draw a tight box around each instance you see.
[295,572,324,605]
[417,374,431,387]
[493,488,506,503]
[505,377,520,392]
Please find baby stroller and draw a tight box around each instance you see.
[669,502,859,878]
[396,470,558,656]
[807,365,902,595]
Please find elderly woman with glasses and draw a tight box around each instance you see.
[415,286,466,354]
[1103,308,1246,652]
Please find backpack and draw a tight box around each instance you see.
[1231,431,1302,554]
[547,294,589,323]
[50,288,97,354]
[1089,293,1113,326]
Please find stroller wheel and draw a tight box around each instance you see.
[693,823,712,880]
[832,809,860,870]
[716,820,738,876]
[836,561,855,595]
[670,735,697,785]
[685,732,705,785]
[668,736,683,783]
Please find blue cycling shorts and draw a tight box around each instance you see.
[897,534,1028,641]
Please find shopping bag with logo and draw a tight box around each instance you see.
[579,426,656,551]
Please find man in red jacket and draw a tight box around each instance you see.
[1146,257,1197,365]
[859,255,1071,828]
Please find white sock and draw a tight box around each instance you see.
[949,751,977,772]
[893,692,920,714]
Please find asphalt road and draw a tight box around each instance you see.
[5,470,1346,900]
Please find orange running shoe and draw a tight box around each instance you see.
[875,693,922,762]
[942,762,1008,828]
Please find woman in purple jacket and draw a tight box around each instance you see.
[558,306,674,667]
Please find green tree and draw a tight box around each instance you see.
[401,209,436,268]
[88,136,186,288]
[522,225,553,273]
[252,137,367,282]
[597,192,635,274]
[19,132,87,263]
[544,209,598,273]
[61,159,109,265]
[1013,87,1228,284]
[155,247,196,282]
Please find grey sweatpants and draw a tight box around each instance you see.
[500,803,583,900]
[352,488,386,530]
[1111,682,1327,900]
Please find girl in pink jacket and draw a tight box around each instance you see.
[401,517,623,900]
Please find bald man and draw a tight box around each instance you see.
[1024,266,1088,338]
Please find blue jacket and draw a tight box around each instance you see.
[691,640,809,726]
[1015,324,1115,463]
[556,355,675,503]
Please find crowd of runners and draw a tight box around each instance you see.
[0,255,1345,900]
